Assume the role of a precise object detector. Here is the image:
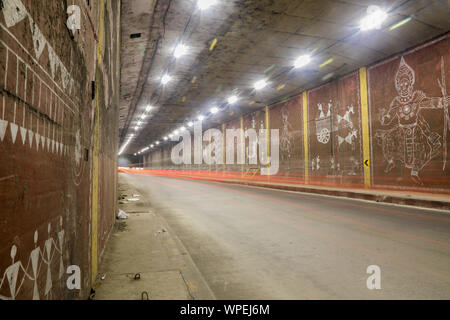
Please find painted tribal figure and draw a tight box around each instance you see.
[376,57,449,185]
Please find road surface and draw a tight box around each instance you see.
[121,173,450,299]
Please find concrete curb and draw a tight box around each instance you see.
[159,175,450,211]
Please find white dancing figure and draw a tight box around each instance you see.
[30,231,41,300]
[57,217,65,279]
[43,223,53,298]
[0,245,34,300]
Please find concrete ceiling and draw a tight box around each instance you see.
[119,0,450,154]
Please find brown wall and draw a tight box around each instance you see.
[368,36,450,191]
[0,0,121,299]
[144,33,450,194]
[307,72,363,187]
[270,97,304,179]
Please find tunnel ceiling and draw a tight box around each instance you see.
[119,0,450,154]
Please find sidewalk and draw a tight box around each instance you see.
[122,169,450,211]
[93,176,215,300]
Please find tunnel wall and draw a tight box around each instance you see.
[0,0,121,299]
[143,33,450,194]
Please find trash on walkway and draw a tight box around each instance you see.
[133,194,141,197]
[117,209,129,219]
[101,274,106,280]
[127,198,140,202]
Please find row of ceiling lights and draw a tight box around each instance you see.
[120,4,389,156]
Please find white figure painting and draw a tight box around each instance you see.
[0,245,34,300]
[30,231,41,300]
[315,100,337,144]
[312,155,320,171]
[375,56,450,185]
[57,217,65,280]
[43,224,53,298]
[280,105,293,161]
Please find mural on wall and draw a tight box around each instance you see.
[315,100,336,144]
[270,97,303,175]
[244,110,265,167]
[375,56,449,185]
[308,72,363,185]
[369,35,450,189]
[0,0,86,187]
[0,0,102,300]
[280,104,293,158]
[0,217,65,300]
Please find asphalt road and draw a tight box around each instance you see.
[121,173,450,299]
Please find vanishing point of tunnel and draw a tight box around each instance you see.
[0,0,450,302]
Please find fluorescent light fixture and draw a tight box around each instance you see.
[198,115,205,121]
[145,105,153,112]
[174,130,179,135]
[360,5,387,31]
[254,79,268,90]
[228,95,238,104]
[156,141,160,145]
[294,55,311,69]
[210,107,219,114]
[180,126,186,131]
[389,16,411,31]
[134,126,139,131]
[169,134,174,138]
[161,74,172,85]
[137,121,142,126]
[140,114,147,120]
[118,137,133,155]
[198,0,216,10]
[134,153,137,156]
[164,136,168,141]
[150,144,154,148]
[188,121,194,127]
[174,43,188,58]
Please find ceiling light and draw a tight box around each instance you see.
[294,55,311,69]
[360,5,387,31]
[188,121,194,127]
[141,114,146,119]
[174,43,188,58]
[169,134,174,138]
[161,74,172,85]
[254,79,268,90]
[156,141,160,145]
[134,126,139,131]
[228,95,238,104]
[174,130,179,135]
[151,144,154,148]
[210,107,219,114]
[180,126,186,131]
[164,136,168,141]
[145,105,153,112]
[198,115,205,121]
[198,0,216,10]
[137,121,142,126]
[134,153,136,156]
